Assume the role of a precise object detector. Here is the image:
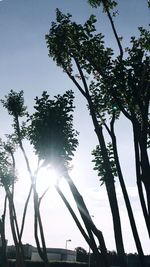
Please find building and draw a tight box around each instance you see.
[6,244,76,262]
[31,247,76,262]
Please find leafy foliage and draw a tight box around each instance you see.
[0,139,17,189]
[1,90,28,143]
[46,10,113,77]
[88,0,117,11]
[75,247,88,262]
[28,90,78,169]
[1,90,27,118]
[92,143,118,184]
[46,10,150,148]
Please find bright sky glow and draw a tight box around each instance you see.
[36,167,59,195]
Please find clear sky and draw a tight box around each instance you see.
[0,0,150,254]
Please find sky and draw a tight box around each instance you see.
[0,0,150,255]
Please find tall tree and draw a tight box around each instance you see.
[88,0,150,236]
[1,90,49,267]
[45,10,127,267]
[28,90,109,267]
[0,139,25,267]
[45,2,149,266]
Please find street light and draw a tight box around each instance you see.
[65,239,71,250]
[65,239,71,261]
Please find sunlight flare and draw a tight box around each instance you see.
[36,167,59,194]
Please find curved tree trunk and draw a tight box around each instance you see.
[0,196,8,267]
[110,124,146,267]
[62,170,110,267]
[7,191,25,267]
[33,187,49,267]
[93,124,126,267]
[71,60,127,267]
[133,122,150,237]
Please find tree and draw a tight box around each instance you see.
[0,138,25,267]
[1,90,49,267]
[45,2,149,266]
[1,89,109,267]
[27,90,109,267]
[45,9,126,267]
[87,1,150,236]
[75,247,88,262]
[87,0,150,239]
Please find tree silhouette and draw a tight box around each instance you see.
[28,90,109,267]
[1,90,49,267]
[45,2,149,266]
[0,138,25,267]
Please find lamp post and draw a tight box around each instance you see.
[65,239,71,250]
[65,239,71,261]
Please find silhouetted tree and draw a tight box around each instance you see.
[28,90,109,267]
[75,247,88,262]
[0,138,25,267]
[45,1,149,266]
[45,8,126,267]
[1,90,49,267]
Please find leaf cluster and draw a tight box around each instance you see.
[46,9,113,76]
[88,0,117,11]
[28,90,78,168]
[0,139,17,189]
[1,90,28,143]
[46,10,150,146]
[1,90,27,118]
[92,143,118,184]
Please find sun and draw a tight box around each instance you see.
[36,166,59,195]
[35,164,76,208]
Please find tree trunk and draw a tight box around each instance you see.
[33,187,49,267]
[7,190,25,267]
[105,179,127,267]
[133,122,150,237]
[0,219,8,267]
[0,196,8,267]
[78,90,126,267]
[145,186,150,221]
[63,170,110,267]
[111,127,146,267]
[93,124,127,267]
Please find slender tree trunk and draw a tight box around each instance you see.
[33,187,49,267]
[56,185,91,244]
[93,124,126,267]
[110,124,146,267]
[61,47,126,266]
[140,143,150,214]
[0,196,8,267]
[73,80,126,266]
[104,179,126,267]
[133,123,150,237]
[14,116,48,266]
[7,192,25,267]
[0,219,8,267]
[145,186,150,220]
[63,170,110,267]
[57,184,109,267]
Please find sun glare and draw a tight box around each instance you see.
[36,167,59,194]
[35,165,75,207]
